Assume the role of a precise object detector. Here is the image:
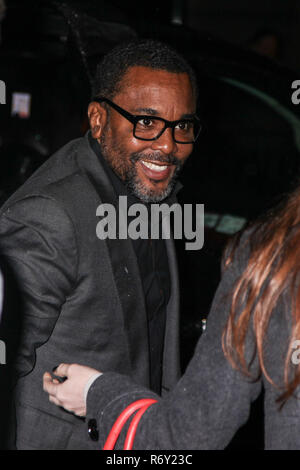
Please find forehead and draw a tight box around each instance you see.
[115,66,195,113]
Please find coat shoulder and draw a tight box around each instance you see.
[0,135,98,218]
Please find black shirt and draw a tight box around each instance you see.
[89,133,181,394]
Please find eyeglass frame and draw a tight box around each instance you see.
[92,96,202,144]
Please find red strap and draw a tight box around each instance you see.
[124,402,154,449]
[103,398,157,450]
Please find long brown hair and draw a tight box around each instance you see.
[222,186,300,405]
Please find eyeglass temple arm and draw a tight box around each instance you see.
[92,97,135,123]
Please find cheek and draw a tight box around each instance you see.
[177,145,193,163]
[123,134,152,155]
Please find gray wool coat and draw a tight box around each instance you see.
[0,132,181,450]
[86,229,300,450]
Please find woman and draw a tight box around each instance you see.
[43,188,300,449]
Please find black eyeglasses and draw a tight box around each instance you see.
[93,97,202,144]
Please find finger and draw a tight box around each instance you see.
[43,372,53,390]
[43,373,59,396]
[43,372,52,381]
[55,363,70,377]
[49,395,61,406]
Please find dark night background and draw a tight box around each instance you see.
[1,0,300,450]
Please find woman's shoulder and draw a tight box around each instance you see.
[221,222,259,274]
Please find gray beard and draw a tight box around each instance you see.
[99,136,183,203]
[125,154,182,203]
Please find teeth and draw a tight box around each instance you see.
[142,161,168,171]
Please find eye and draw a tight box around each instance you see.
[138,117,153,127]
[176,121,191,131]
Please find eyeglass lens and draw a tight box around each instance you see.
[134,117,200,143]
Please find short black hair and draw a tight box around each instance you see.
[92,39,198,103]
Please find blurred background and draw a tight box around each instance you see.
[1,0,300,450]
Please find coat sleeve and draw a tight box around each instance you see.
[86,230,262,450]
[0,195,78,379]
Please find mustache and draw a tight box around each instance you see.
[130,151,182,167]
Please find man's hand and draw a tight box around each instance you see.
[43,363,101,417]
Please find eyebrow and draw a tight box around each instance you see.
[132,107,158,115]
[181,113,196,119]
[132,108,196,120]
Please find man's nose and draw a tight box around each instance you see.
[150,127,177,155]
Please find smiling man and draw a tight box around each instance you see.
[0,40,200,449]
[90,65,199,202]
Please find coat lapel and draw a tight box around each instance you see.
[76,133,150,386]
[162,234,181,394]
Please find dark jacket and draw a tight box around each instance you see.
[86,229,299,450]
[0,132,181,449]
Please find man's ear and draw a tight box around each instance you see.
[88,102,107,139]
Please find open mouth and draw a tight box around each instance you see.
[142,161,168,171]
[139,159,173,181]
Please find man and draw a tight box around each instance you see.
[0,40,200,449]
